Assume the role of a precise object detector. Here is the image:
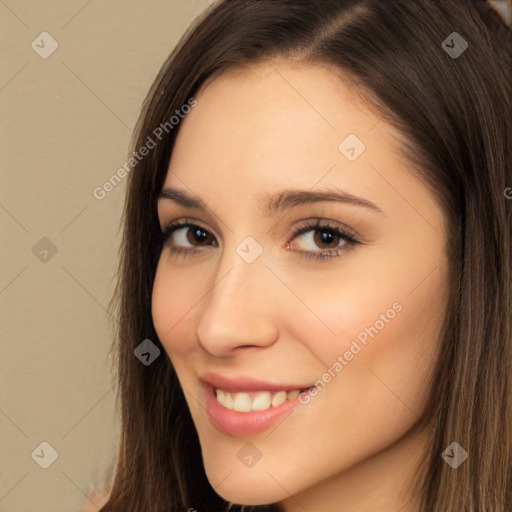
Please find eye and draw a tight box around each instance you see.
[159,218,362,261]
[171,225,215,247]
[159,219,217,254]
[288,221,362,261]
[294,227,346,250]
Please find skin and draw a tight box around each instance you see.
[152,60,449,512]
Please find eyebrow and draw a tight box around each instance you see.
[158,186,383,215]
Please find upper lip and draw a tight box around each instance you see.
[200,372,312,393]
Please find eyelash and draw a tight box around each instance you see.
[158,219,362,262]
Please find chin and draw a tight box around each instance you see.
[204,463,289,506]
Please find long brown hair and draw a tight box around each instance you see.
[100,1,511,510]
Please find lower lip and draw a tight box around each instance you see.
[204,384,306,436]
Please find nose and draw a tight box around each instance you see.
[196,253,279,357]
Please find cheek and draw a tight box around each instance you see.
[295,232,448,367]
[290,246,448,434]
[151,259,201,356]
[317,269,446,437]
[313,272,445,365]
[271,273,447,485]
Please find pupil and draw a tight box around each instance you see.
[316,228,338,248]
[321,230,333,242]
[193,227,207,242]
[186,226,210,245]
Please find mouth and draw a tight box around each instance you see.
[214,387,313,412]
[200,373,316,436]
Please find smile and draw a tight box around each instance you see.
[215,388,307,412]
[199,373,317,436]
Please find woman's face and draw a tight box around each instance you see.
[152,61,449,509]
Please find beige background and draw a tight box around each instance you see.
[0,1,210,511]
[1,1,510,512]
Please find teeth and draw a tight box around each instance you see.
[287,390,300,400]
[216,389,225,404]
[271,391,287,407]
[215,388,305,412]
[233,392,252,412]
[251,391,271,411]
[224,391,234,409]
[216,389,233,410]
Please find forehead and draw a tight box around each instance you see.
[161,60,412,219]
[170,62,382,164]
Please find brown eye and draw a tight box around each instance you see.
[294,227,348,252]
[161,223,217,250]
[185,225,215,246]
[313,228,342,249]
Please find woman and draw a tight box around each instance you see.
[87,0,511,510]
